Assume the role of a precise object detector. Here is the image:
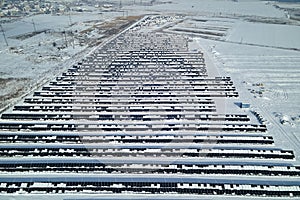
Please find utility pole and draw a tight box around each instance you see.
[68,12,72,26]
[0,24,8,46]
[63,30,68,47]
[70,31,75,49]
[119,0,122,9]
[32,19,37,32]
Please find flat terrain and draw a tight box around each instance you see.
[0,8,142,111]
[0,0,300,167]
[0,1,300,199]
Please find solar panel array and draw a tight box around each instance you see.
[0,16,299,199]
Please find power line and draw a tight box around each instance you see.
[20,19,38,32]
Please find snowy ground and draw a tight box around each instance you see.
[0,8,141,111]
[1,1,300,199]
[1,0,300,158]
[125,0,300,160]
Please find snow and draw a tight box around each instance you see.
[0,10,136,111]
[125,0,286,18]
[117,0,300,164]
[227,21,300,49]
[191,37,300,161]
[1,0,300,198]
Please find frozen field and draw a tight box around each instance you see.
[125,0,286,17]
[128,0,300,162]
[0,0,300,138]
[0,0,300,147]
[0,8,140,110]
[195,38,300,159]
[0,1,300,199]
[227,21,300,49]
[123,0,300,158]
[1,0,300,157]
